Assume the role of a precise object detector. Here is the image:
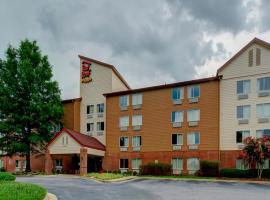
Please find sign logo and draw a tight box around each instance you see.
[81,61,92,83]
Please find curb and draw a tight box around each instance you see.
[44,193,57,200]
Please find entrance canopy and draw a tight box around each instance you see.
[46,128,105,156]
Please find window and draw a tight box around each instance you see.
[188,132,200,145]
[263,159,269,169]
[23,160,27,169]
[132,136,141,147]
[188,85,200,98]
[120,137,129,147]
[237,105,250,119]
[55,159,63,167]
[87,105,94,114]
[87,123,94,132]
[236,131,250,143]
[120,95,129,107]
[120,159,129,169]
[132,158,142,170]
[236,159,248,170]
[119,116,129,127]
[97,103,104,113]
[132,94,142,106]
[257,103,270,118]
[172,134,183,145]
[187,109,200,122]
[171,111,183,123]
[237,80,250,94]
[248,49,253,67]
[132,115,142,126]
[97,122,104,131]
[15,160,19,168]
[172,87,183,100]
[0,159,3,169]
[257,77,270,92]
[172,158,183,171]
[187,158,200,171]
[256,129,270,138]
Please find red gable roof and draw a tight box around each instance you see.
[47,128,105,151]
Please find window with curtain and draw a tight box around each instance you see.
[120,137,129,147]
[256,129,270,138]
[236,159,248,170]
[257,77,270,91]
[187,109,200,122]
[172,158,183,170]
[120,95,129,107]
[257,103,270,118]
[236,131,250,143]
[87,105,94,114]
[132,158,142,169]
[171,111,183,123]
[132,93,142,105]
[172,134,183,145]
[132,136,141,147]
[97,122,104,131]
[87,123,94,132]
[236,105,250,119]
[188,85,200,98]
[97,103,104,113]
[132,115,142,126]
[119,116,129,127]
[187,158,200,171]
[172,87,183,100]
[120,159,129,169]
[237,80,250,94]
[188,132,200,145]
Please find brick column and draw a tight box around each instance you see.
[45,150,53,175]
[80,147,88,176]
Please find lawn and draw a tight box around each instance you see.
[87,172,125,180]
[139,175,215,180]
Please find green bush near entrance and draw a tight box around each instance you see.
[0,172,16,181]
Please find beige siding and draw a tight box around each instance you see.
[112,71,128,92]
[219,43,270,150]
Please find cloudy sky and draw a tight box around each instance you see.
[0,0,270,99]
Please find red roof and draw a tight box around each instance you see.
[47,128,105,151]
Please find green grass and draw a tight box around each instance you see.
[0,172,16,181]
[87,173,125,180]
[139,175,215,180]
[0,182,47,200]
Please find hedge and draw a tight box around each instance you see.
[140,163,172,176]
[0,172,16,181]
[220,169,270,178]
[199,160,219,177]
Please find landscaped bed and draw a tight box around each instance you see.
[0,172,47,200]
[87,172,126,180]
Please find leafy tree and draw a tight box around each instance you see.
[239,136,270,179]
[0,39,63,172]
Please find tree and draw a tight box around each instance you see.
[0,39,63,172]
[239,136,270,179]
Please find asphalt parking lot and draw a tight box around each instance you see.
[17,176,270,200]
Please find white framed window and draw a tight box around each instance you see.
[172,158,183,171]
[256,129,270,138]
[187,109,200,122]
[97,103,104,113]
[0,159,3,169]
[237,105,250,119]
[119,116,129,127]
[236,131,250,143]
[87,105,94,114]
[120,95,129,107]
[97,122,104,131]
[263,159,269,169]
[171,111,184,123]
[120,158,129,169]
[15,160,19,168]
[257,77,270,92]
[172,87,184,100]
[187,158,200,171]
[132,93,142,106]
[237,80,250,94]
[172,134,183,145]
[87,123,94,132]
[132,158,142,170]
[257,103,270,118]
[55,159,63,167]
[236,159,248,170]
[132,115,142,126]
[188,132,200,145]
[120,137,129,147]
[132,136,141,147]
[188,85,200,98]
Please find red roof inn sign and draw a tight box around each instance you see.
[81,61,92,83]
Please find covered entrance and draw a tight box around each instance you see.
[45,128,105,175]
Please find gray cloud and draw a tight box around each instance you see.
[0,0,268,99]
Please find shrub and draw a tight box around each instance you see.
[219,168,270,179]
[199,160,219,177]
[140,162,172,176]
[0,172,16,181]
[0,167,6,172]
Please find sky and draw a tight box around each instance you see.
[0,0,270,100]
